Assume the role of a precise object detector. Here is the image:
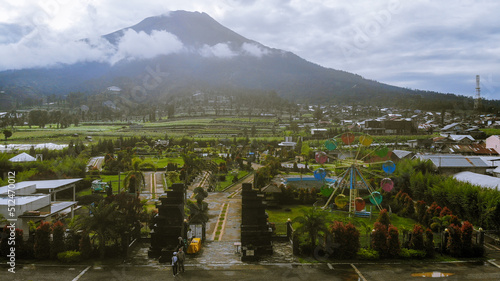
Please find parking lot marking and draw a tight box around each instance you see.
[350,264,367,281]
[488,260,500,269]
[72,265,91,281]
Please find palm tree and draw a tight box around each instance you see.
[181,153,206,182]
[187,200,209,225]
[123,159,154,194]
[187,199,209,241]
[193,186,208,205]
[293,208,329,251]
[79,201,118,259]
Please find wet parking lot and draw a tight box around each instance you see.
[3,260,500,281]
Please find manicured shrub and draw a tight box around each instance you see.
[402,196,415,218]
[357,248,380,260]
[34,221,51,260]
[51,221,65,259]
[424,228,435,258]
[410,224,425,251]
[449,215,461,227]
[330,221,360,259]
[461,221,473,257]
[57,251,82,263]
[377,209,391,227]
[439,207,453,218]
[371,222,388,257]
[0,227,24,257]
[446,224,462,257]
[387,225,400,257]
[423,202,440,227]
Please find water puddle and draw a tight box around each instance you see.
[411,272,455,278]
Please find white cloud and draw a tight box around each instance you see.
[0,28,110,70]
[0,0,500,97]
[0,27,184,70]
[110,29,184,64]
[241,42,268,57]
[199,43,237,58]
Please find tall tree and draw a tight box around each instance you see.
[79,201,118,259]
[2,129,12,141]
[123,159,151,195]
[293,208,329,252]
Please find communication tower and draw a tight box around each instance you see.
[474,75,481,110]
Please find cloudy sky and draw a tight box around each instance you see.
[0,0,499,99]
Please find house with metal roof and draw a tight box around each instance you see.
[414,154,489,175]
[440,122,466,134]
[0,179,82,237]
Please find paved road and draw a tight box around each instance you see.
[143,171,165,200]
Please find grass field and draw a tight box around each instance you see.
[267,205,417,232]
[215,170,250,191]
[267,204,419,247]
[138,156,184,169]
[76,173,129,196]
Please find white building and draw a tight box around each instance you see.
[0,179,81,237]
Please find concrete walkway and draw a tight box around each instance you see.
[128,167,296,266]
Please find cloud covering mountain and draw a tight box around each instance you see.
[1,1,500,97]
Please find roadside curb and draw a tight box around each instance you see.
[2,259,490,269]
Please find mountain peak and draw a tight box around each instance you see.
[104,10,251,47]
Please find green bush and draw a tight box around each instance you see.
[399,248,426,259]
[140,228,150,237]
[77,194,104,205]
[357,248,380,260]
[57,251,82,263]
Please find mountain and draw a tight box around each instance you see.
[0,11,488,110]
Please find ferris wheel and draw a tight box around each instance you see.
[312,132,396,214]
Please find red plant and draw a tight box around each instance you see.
[439,207,453,217]
[387,225,400,257]
[377,209,391,227]
[330,221,360,259]
[371,222,388,256]
[447,224,462,256]
[34,221,52,259]
[410,224,425,251]
[461,221,474,256]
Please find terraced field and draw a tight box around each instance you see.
[7,115,284,143]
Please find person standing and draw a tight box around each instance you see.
[187,228,193,244]
[171,252,178,276]
[177,248,185,273]
[178,236,185,251]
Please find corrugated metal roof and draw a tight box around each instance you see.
[418,155,489,168]
[453,171,500,189]
[392,150,412,159]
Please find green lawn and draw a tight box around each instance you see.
[138,156,184,169]
[481,128,500,136]
[215,170,250,191]
[77,173,128,197]
[267,204,419,248]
